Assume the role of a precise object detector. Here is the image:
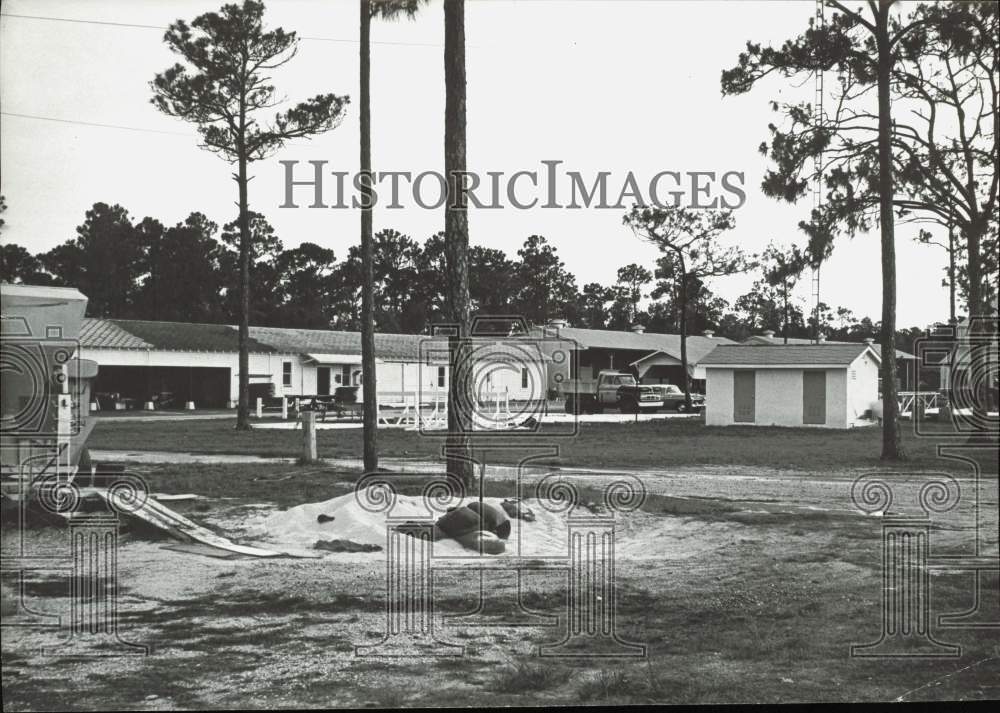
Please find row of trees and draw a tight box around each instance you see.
[5,1,995,466]
[1,200,908,341]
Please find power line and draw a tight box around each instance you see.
[1,111,193,137]
[1,13,163,31]
[0,12,445,48]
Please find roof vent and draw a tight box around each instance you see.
[702,329,715,338]
[547,318,568,329]
[762,329,775,338]
[630,324,646,334]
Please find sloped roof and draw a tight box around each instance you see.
[248,326,431,361]
[81,319,283,354]
[743,334,915,360]
[700,343,877,367]
[78,318,546,364]
[79,319,153,349]
[532,325,734,364]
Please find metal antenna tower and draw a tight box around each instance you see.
[811,0,825,343]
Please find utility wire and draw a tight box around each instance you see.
[0,12,446,47]
[0,9,455,135]
[1,111,194,137]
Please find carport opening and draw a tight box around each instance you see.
[93,366,231,409]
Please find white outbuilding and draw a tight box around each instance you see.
[700,343,880,429]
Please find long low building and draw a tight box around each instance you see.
[79,319,548,409]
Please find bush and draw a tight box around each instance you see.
[577,668,632,701]
[488,660,571,693]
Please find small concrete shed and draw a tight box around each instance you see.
[700,344,880,429]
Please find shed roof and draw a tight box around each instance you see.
[742,334,914,360]
[700,343,877,367]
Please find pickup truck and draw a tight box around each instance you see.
[648,384,705,412]
[562,370,664,414]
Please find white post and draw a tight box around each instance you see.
[255,397,263,419]
[301,411,318,463]
[281,396,288,420]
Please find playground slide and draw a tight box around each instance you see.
[90,489,319,559]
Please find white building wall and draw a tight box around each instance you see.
[82,348,546,406]
[846,352,879,426]
[477,361,546,402]
[376,361,444,397]
[705,368,734,426]
[705,366,856,429]
[78,347,298,402]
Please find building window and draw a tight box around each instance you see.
[521,367,529,389]
[282,361,292,387]
[437,366,446,387]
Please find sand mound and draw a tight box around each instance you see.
[255,493,570,558]
[251,492,741,562]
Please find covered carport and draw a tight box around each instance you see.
[93,365,231,409]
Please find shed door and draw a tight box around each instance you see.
[733,370,755,423]
[802,370,826,424]
[317,367,331,396]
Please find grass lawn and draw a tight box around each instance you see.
[3,462,997,707]
[87,416,981,472]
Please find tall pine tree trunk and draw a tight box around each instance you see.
[782,280,790,344]
[964,217,996,437]
[876,0,903,460]
[678,257,691,410]
[444,0,473,488]
[947,221,956,324]
[359,0,378,472]
[235,148,251,431]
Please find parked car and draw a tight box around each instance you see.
[648,384,705,412]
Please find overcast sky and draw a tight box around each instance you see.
[0,0,951,328]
